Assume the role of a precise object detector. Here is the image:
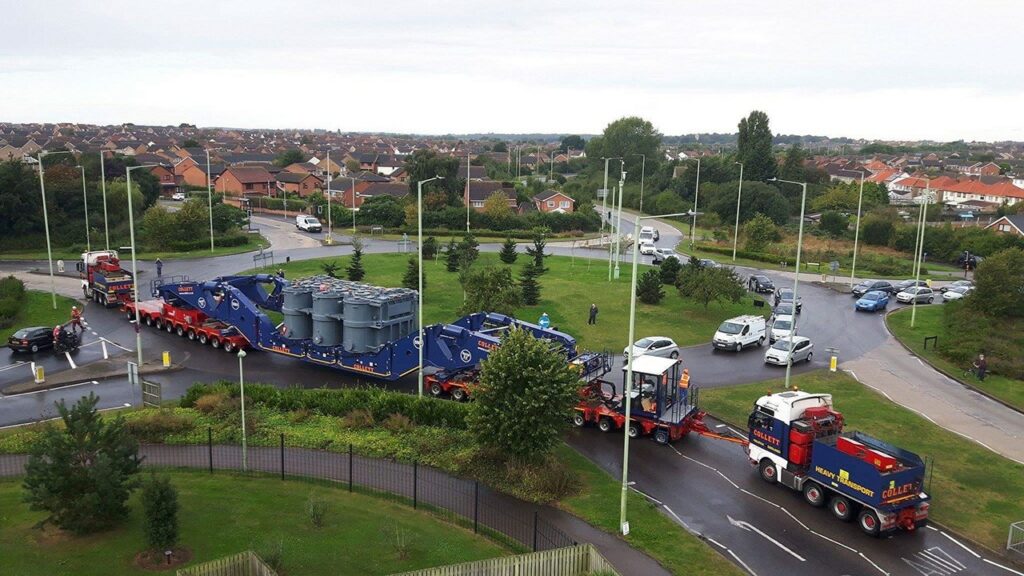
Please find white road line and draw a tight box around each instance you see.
[727,550,758,576]
[938,531,981,559]
[919,548,963,572]
[926,525,939,531]
[64,351,77,369]
[807,529,858,553]
[983,558,1024,576]
[0,361,28,373]
[728,515,806,562]
[860,551,891,576]
[705,537,727,550]
[629,486,662,505]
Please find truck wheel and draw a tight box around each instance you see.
[223,341,235,353]
[176,326,185,336]
[598,418,614,432]
[155,319,164,329]
[198,334,208,345]
[210,338,220,349]
[858,509,881,536]
[758,459,778,484]
[572,412,585,427]
[829,495,854,522]
[654,429,670,445]
[429,382,443,397]
[628,424,641,438]
[187,330,197,341]
[451,388,467,402]
[670,350,679,359]
[146,316,154,327]
[802,482,826,507]
[165,322,174,333]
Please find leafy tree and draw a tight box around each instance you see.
[525,230,548,273]
[422,236,438,259]
[637,269,665,304]
[23,393,142,534]
[321,260,341,278]
[444,239,460,272]
[819,211,848,237]
[357,196,405,228]
[585,116,662,176]
[559,135,585,153]
[706,181,789,226]
[274,149,305,167]
[142,475,179,551]
[344,158,360,174]
[175,199,209,241]
[520,262,541,305]
[861,214,895,246]
[499,236,518,264]
[482,191,514,220]
[970,248,1024,318]
[141,205,177,248]
[181,138,199,148]
[469,327,580,461]
[810,184,860,212]
[404,149,462,205]
[744,213,780,252]
[347,245,365,281]
[737,110,777,182]
[402,257,421,290]
[458,266,521,315]
[677,265,746,310]
[659,256,682,285]
[211,203,247,233]
[458,232,479,269]
[779,143,807,182]
[492,141,508,153]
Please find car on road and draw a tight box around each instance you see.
[855,290,890,312]
[892,279,928,293]
[639,241,657,255]
[771,302,796,318]
[747,275,775,294]
[769,314,794,343]
[698,258,721,269]
[7,326,54,353]
[171,192,186,201]
[942,285,974,301]
[639,226,657,244]
[773,287,802,312]
[295,215,322,232]
[712,315,766,351]
[851,279,894,297]
[652,248,680,265]
[623,336,679,363]
[764,335,814,366]
[896,286,935,304]
[939,280,973,294]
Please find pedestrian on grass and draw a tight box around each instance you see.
[155,258,163,277]
[588,303,598,325]
[973,353,988,381]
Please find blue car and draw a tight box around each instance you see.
[855,290,889,312]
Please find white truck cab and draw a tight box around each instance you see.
[296,215,322,232]
[712,314,766,352]
[639,226,655,244]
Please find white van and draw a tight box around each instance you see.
[639,226,656,244]
[769,314,795,343]
[296,215,322,232]
[712,315,767,352]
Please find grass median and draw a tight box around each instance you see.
[0,234,267,262]
[698,369,1024,551]
[255,252,765,352]
[1,290,81,341]
[886,305,1024,413]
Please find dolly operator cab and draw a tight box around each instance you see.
[296,215,322,232]
[712,315,766,352]
[747,391,930,536]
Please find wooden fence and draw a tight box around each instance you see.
[176,551,278,576]
[389,544,619,576]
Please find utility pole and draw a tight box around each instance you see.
[732,162,744,261]
[690,157,702,247]
[326,150,333,244]
[77,165,91,251]
[205,148,215,252]
[614,164,626,279]
[466,150,471,232]
[99,151,109,250]
[849,172,866,287]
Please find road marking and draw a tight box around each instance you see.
[859,551,891,575]
[705,537,727,550]
[918,547,965,572]
[938,531,981,559]
[629,486,662,505]
[727,549,758,576]
[4,379,100,396]
[65,351,77,369]
[983,558,1024,576]
[101,339,108,359]
[727,515,806,561]
[0,361,28,373]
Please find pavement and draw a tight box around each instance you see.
[2,353,184,395]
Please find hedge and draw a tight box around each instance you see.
[161,232,253,252]
[0,276,25,327]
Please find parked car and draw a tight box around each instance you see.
[852,279,894,297]
[769,314,794,343]
[957,251,984,270]
[764,336,814,366]
[7,326,54,353]
[773,288,802,312]
[942,285,974,301]
[698,258,721,269]
[939,280,973,294]
[855,290,890,312]
[623,336,679,363]
[896,286,935,304]
[295,215,322,232]
[652,248,680,265]
[639,241,657,256]
[171,192,187,201]
[712,315,767,352]
[772,302,796,318]
[748,275,775,294]
[892,279,928,293]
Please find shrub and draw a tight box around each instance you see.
[637,269,664,304]
[124,410,194,443]
[306,493,327,529]
[343,408,375,429]
[383,413,414,433]
[142,475,179,550]
[193,392,230,415]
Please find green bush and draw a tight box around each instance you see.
[123,410,195,443]
[0,276,26,327]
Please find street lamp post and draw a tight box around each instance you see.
[600,157,622,281]
[417,175,442,397]
[911,183,933,328]
[690,158,702,247]
[632,154,647,214]
[76,165,91,252]
[613,165,626,280]
[732,162,744,261]
[620,209,695,535]
[99,152,110,250]
[205,148,216,253]
[349,177,357,232]
[770,178,809,390]
[126,164,158,367]
[326,150,333,244]
[36,150,73,309]
[849,172,866,287]
[237,349,248,471]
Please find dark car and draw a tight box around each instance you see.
[956,252,984,271]
[939,279,974,294]
[698,258,721,269]
[7,326,54,353]
[892,279,928,293]
[748,275,775,293]
[852,279,894,297]
[774,288,802,313]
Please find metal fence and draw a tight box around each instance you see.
[0,431,576,554]
[391,543,619,576]
[177,550,277,576]
[1010,521,1024,558]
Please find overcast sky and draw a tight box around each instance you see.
[2,1,1021,142]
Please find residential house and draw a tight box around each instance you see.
[929,175,1024,209]
[149,165,178,196]
[275,172,322,198]
[358,183,409,205]
[465,181,517,211]
[985,215,1024,237]
[965,162,1001,177]
[375,155,403,176]
[214,166,275,196]
[532,189,575,213]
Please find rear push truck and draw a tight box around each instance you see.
[746,391,930,537]
[77,250,134,307]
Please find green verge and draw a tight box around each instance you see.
[1,290,81,341]
[0,471,506,576]
[0,234,267,262]
[557,445,744,576]
[886,305,1024,413]
[699,370,1024,551]
[252,252,766,352]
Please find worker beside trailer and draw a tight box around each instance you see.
[76,250,134,307]
[746,391,930,536]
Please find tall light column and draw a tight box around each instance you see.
[126,165,157,366]
[632,154,647,214]
[770,178,809,390]
[76,165,91,251]
[849,172,866,287]
[466,150,471,232]
[99,152,109,250]
[238,349,248,471]
[613,165,626,279]
[911,183,932,328]
[600,157,622,281]
[416,176,442,397]
[690,158,702,246]
[36,150,72,309]
[205,149,215,252]
[732,162,744,261]
[326,150,333,244]
[349,177,357,232]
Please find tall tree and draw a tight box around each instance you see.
[779,143,807,182]
[347,238,366,281]
[970,248,1024,318]
[402,257,421,290]
[482,191,514,220]
[677,265,746,310]
[586,116,663,177]
[744,213,781,252]
[458,266,521,315]
[404,149,462,205]
[737,110,777,182]
[559,135,585,153]
[519,262,541,305]
[525,230,548,273]
[499,236,518,264]
[142,475,179,551]
[444,239,460,272]
[458,232,479,270]
[637,269,665,304]
[274,149,305,167]
[658,256,682,285]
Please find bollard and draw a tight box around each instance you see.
[33,363,44,384]
[830,355,837,372]
[162,351,170,368]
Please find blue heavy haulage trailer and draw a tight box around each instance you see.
[746,391,930,537]
[152,274,577,380]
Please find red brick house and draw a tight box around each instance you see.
[214,166,275,196]
[465,181,517,211]
[275,172,322,198]
[985,215,1024,237]
[532,189,575,213]
[333,180,373,209]
[358,183,409,206]
[149,165,178,196]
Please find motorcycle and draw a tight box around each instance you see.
[53,324,82,354]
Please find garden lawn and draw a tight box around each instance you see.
[1,290,80,341]
[0,471,506,576]
[0,234,266,262]
[886,305,1024,413]
[698,370,1024,551]
[260,252,765,352]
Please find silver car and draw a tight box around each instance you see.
[896,286,935,304]
[764,336,813,366]
[623,336,680,363]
